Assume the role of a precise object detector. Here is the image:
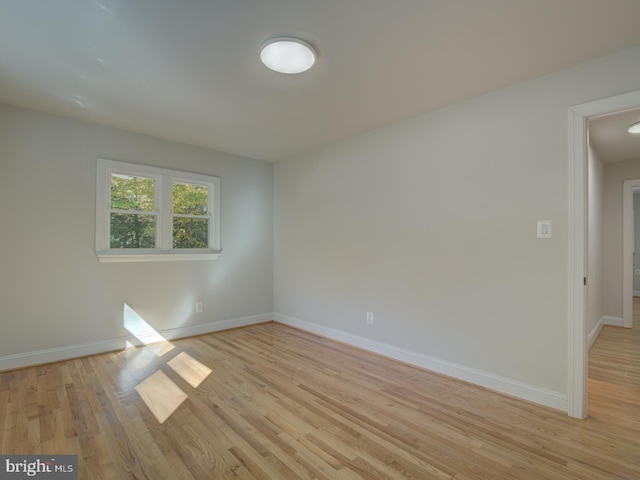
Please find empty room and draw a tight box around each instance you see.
[2,1,640,478]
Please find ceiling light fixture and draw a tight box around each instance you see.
[628,121,640,134]
[260,37,316,74]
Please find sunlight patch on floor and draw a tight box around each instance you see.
[168,352,212,388]
[124,303,216,423]
[135,371,187,423]
[123,303,175,355]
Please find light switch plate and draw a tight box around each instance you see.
[537,220,552,239]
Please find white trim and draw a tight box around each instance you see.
[603,316,624,327]
[568,108,588,419]
[96,158,222,260]
[588,317,605,349]
[0,313,271,372]
[623,180,640,328]
[273,314,566,412]
[633,291,640,297]
[568,89,640,419]
[97,252,221,263]
[588,317,624,349]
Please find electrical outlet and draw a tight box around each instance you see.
[366,312,374,325]
[195,302,203,313]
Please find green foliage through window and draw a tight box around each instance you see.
[173,218,208,248]
[172,182,209,249]
[173,182,208,215]
[110,174,156,249]
[110,214,156,248]
[110,174,155,211]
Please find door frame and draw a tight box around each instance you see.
[568,89,640,419]
[623,180,640,328]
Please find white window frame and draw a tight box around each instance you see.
[96,158,221,263]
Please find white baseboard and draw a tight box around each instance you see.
[602,316,624,327]
[634,291,640,297]
[0,313,272,372]
[3,312,569,412]
[588,317,605,349]
[590,316,625,346]
[272,313,567,412]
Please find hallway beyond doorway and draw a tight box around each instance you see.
[589,296,640,428]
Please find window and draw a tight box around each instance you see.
[96,159,221,262]
[172,181,209,249]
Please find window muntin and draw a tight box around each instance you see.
[96,159,221,262]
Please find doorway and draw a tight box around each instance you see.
[568,89,640,419]
[623,181,640,328]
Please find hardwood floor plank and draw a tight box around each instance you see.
[1,317,639,479]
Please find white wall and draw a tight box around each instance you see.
[587,144,604,336]
[0,104,273,364]
[603,159,640,318]
[274,45,640,403]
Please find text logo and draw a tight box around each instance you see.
[0,456,77,479]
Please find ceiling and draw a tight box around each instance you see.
[589,107,640,163]
[2,1,640,161]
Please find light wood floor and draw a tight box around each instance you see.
[1,319,639,480]
[588,297,640,434]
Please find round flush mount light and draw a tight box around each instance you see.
[628,121,640,134]
[260,37,316,74]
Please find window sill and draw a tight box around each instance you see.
[97,251,221,263]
